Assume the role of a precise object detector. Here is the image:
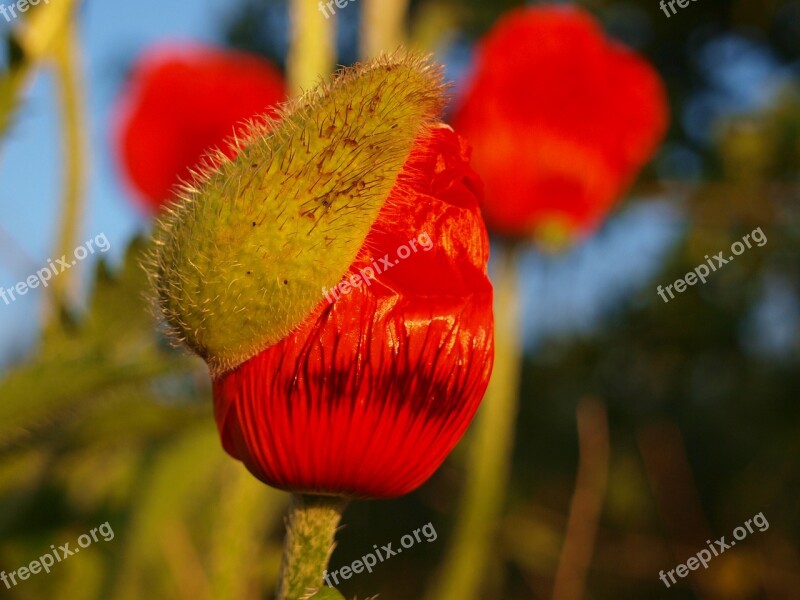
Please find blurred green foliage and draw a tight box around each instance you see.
[0,240,287,599]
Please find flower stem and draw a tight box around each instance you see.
[287,0,336,94]
[277,494,347,600]
[551,397,609,600]
[48,18,86,322]
[0,0,79,154]
[424,243,522,600]
[361,0,410,58]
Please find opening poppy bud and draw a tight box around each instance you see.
[150,52,494,498]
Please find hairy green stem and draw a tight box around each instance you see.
[425,243,522,600]
[277,494,347,600]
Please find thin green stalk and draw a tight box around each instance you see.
[1,0,78,159]
[0,64,31,142]
[48,19,86,321]
[551,398,609,600]
[424,243,523,600]
[361,0,410,58]
[287,0,336,94]
[277,494,347,600]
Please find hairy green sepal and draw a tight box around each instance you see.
[149,52,445,374]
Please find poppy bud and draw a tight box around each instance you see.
[150,53,494,498]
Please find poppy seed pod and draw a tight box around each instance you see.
[149,53,494,498]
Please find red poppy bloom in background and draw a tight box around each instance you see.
[453,6,668,240]
[116,44,286,212]
[213,125,494,498]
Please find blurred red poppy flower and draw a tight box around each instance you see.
[213,125,494,498]
[116,44,286,212]
[453,6,668,240]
